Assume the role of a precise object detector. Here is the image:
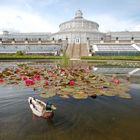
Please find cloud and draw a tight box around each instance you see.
[38,0,60,6]
[0,1,140,34]
[0,6,58,33]
[130,24,140,31]
[87,14,140,32]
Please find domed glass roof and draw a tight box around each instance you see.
[59,10,99,32]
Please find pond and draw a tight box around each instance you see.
[0,62,140,140]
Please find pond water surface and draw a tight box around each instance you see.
[0,62,140,140]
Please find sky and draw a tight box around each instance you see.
[0,0,140,33]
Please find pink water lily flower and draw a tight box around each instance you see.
[23,76,28,81]
[31,76,35,81]
[69,80,75,86]
[0,79,4,83]
[25,79,35,86]
[34,75,41,81]
[15,69,19,73]
[45,80,49,85]
[19,73,24,77]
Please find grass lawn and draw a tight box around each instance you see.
[81,55,140,61]
[0,54,63,60]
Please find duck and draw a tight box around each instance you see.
[28,97,56,119]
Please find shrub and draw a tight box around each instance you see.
[15,51,24,56]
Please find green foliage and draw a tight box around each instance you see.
[81,55,140,61]
[0,54,63,59]
[15,51,24,56]
[60,54,70,67]
[88,61,140,68]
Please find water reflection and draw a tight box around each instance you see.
[93,67,140,75]
[93,66,140,84]
[0,62,140,140]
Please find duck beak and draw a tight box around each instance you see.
[51,105,56,110]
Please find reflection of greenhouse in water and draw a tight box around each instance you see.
[0,62,57,71]
[93,67,140,75]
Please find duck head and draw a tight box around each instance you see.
[46,102,56,110]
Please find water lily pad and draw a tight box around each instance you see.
[0,63,130,99]
[72,91,88,99]
[59,95,70,98]
[40,88,56,98]
[118,93,131,99]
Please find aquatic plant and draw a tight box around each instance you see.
[0,63,131,99]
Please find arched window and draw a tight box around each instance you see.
[131,37,134,40]
[116,37,119,40]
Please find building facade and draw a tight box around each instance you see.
[51,10,105,44]
[0,10,140,56]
